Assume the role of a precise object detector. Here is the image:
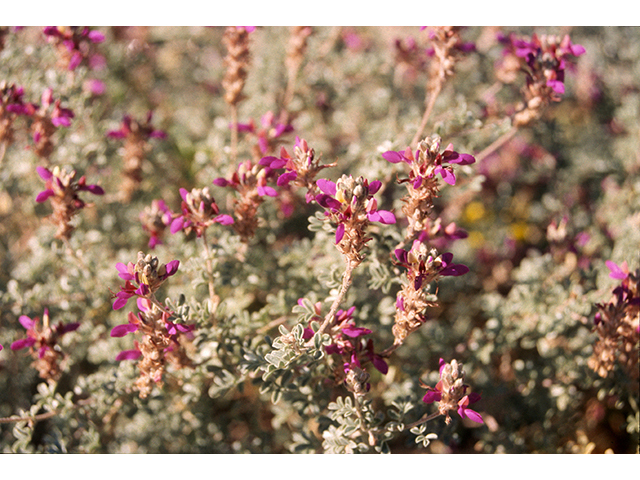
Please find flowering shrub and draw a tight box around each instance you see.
[0,26,638,454]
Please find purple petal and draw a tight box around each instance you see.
[341,326,372,338]
[212,178,229,187]
[87,30,105,43]
[36,189,55,202]
[422,390,441,404]
[112,297,130,310]
[374,210,396,224]
[606,260,627,280]
[277,171,297,186]
[435,166,456,185]
[107,130,127,139]
[396,295,404,311]
[335,223,345,244]
[258,185,277,197]
[110,324,139,337]
[150,130,167,139]
[19,315,35,330]
[115,349,142,361]
[371,355,389,375]
[259,156,286,168]
[36,166,53,180]
[164,260,180,276]
[547,79,565,94]
[440,263,469,276]
[316,179,336,196]
[368,180,381,194]
[316,194,342,210]
[81,184,105,195]
[394,249,408,264]
[444,151,476,165]
[170,217,185,234]
[382,150,405,164]
[412,175,423,189]
[458,406,483,424]
[116,263,134,280]
[214,214,234,225]
[11,337,37,350]
[58,322,81,335]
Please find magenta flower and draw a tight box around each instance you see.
[35,165,104,203]
[498,32,585,97]
[112,254,180,310]
[11,309,80,358]
[213,160,279,198]
[43,26,105,71]
[383,142,475,186]
[315,175,396,245]
[394,240,468,290]
[323,306,388,376]
[140,199,173,249]
[233,111,293,154]
[107,112,166,140]
[422,358,483,424]
[170,187,233,237]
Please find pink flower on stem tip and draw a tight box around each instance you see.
[315,175,396,244]
[35,165,104,204]
[111,254,180,310]
[107,112,167,141]
[383,141,475,186]
[422,358,483,424]
[10,309,80,357]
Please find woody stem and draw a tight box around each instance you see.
[403,411,443,431]
[201,230,220,322]
[474,125,518,164]
[315,259,356,337]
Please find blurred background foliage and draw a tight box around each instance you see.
[0,26,638,453]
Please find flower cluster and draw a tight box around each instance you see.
[139,199,173,249]
[213,160,277,243]
[107,112,166,201]
[588,261,639,382]
[235,111,293,158]
[422,358,483,425]
[315,174,395,265]
[112,252,180,310]
[30,88,75,159]
[0,82,34,147]
[383,135,475,240]
[111,298,194,398]
[0,84,73,159]
[170,187,234,238]
[36,165,104,240]
[259,137,336,203]
[11,309,80,381]
[497,32,586,126]
[222,26,253,108]
[42,26,105,71]
[391,239,468,346]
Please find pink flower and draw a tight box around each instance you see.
[111,254,180,310]
[10,309,80,357]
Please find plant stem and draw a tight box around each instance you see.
[353,393,377,447]
[315,259,356,337]
[403,410,443,431]
[474,125,518,164]
[411,82,442,148]
[201,230,220,322]
[230,105,239,165]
